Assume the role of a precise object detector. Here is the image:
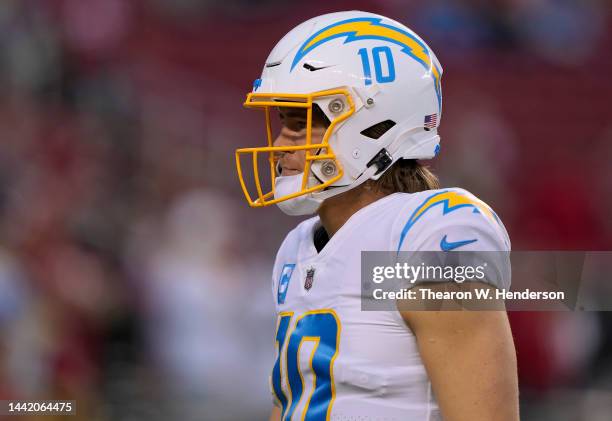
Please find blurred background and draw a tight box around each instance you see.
[0,0,610,420]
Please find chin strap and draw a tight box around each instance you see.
[311,164,379,202]
[307,126,436,203]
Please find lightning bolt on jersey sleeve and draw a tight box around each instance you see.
[393,188,511,290]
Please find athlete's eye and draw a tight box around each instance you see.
[278,108,307,132]
[292,120,307,131]
[281,117,306,132]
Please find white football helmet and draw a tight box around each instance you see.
[235,10,443,215]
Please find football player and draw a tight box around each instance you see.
[235,11,519,421]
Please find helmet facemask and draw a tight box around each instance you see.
[235,88,355,208]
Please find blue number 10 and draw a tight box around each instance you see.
[272,310,340,421]
[358,46,396,86]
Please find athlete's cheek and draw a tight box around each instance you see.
[276,149,306,175]
[287,151,306,172]
[311,127,327,145]
[295,150,306,171]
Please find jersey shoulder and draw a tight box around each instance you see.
[391,188,511,252]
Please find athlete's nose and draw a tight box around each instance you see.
[273,128,303,163]
[273,129,305,175]
[273,128,297,149]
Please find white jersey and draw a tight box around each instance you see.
[270,188,510,421]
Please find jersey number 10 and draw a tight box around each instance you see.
[358,46,396,86]
[272,310,340,421]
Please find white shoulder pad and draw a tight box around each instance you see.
[393,188,510,252]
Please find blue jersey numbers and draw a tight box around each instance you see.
[272,310,341,421]
[358,46,396,86]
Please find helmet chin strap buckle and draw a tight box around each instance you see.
[366,148,393,175]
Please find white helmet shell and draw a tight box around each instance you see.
[238,11,443,214]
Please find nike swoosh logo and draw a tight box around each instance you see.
[303,63,332,72]
[440,235,478,251]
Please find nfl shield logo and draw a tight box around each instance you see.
[304,268,315,291]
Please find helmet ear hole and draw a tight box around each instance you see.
[360,120,396,139]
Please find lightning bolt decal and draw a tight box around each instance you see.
[291,17,442,109]
[396,190,500,252]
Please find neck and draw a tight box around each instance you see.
[317,183,388,237]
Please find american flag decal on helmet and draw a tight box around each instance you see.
[424,114,437,130]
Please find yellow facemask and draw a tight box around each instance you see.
[235,88,355,207]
